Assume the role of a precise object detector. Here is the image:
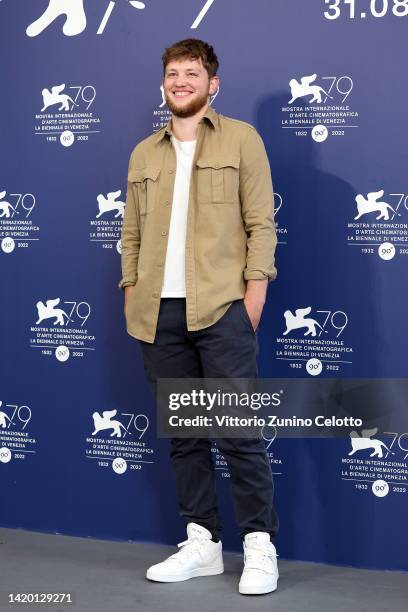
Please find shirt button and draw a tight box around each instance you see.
[168,169,175,174]
[161,230,167,236]
[152,292,159,298]
[214,163,219,169]
[164,201,170,206]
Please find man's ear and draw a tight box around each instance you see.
[209,75,220,96]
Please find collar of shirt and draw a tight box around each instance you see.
[155,104,219,144]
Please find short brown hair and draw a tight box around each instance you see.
[162,38,219,78]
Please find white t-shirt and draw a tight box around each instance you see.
[161,135,197,297]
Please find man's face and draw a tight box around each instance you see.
[163,57,218,118]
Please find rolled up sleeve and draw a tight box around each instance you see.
[118,154,141,290]
[239,127,277,283]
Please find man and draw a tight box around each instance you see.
[119,38,279,595]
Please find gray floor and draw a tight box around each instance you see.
[0,527,406,612]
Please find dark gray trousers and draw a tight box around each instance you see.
[138,297,279,541]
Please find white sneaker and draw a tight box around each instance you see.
[146,523,224,582]
[239,532,279,595]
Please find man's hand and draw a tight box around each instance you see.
[244,279,268,332]
[124,285,135,313]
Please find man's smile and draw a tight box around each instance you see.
[172,90,194,98]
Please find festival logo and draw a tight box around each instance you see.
[34,83,101,147]
[347,189,408,260]
[29,297,96,362]
[0,189,40,254]
[0,399,37,465]
[26,0,215,37]
[281,73,358,142]
[26,0,145,36]
[85,408,154,474]
[275,306,354,376]
[340,427,408,497]
[89,189,124,253]
[289,74,333,105]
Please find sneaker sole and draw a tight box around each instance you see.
[146,564,224,583]
[239,580,278,595]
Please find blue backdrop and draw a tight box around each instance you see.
[1,0,407,572]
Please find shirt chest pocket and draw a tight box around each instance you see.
[196,156,240,204]
[128,166,161,215]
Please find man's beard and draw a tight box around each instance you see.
[165,89,210,118]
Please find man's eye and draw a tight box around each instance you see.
[166,72,197,78]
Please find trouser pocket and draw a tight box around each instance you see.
[239,299,257,334]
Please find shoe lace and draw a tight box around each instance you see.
[169,536,208,562]
[244,543,278,569]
